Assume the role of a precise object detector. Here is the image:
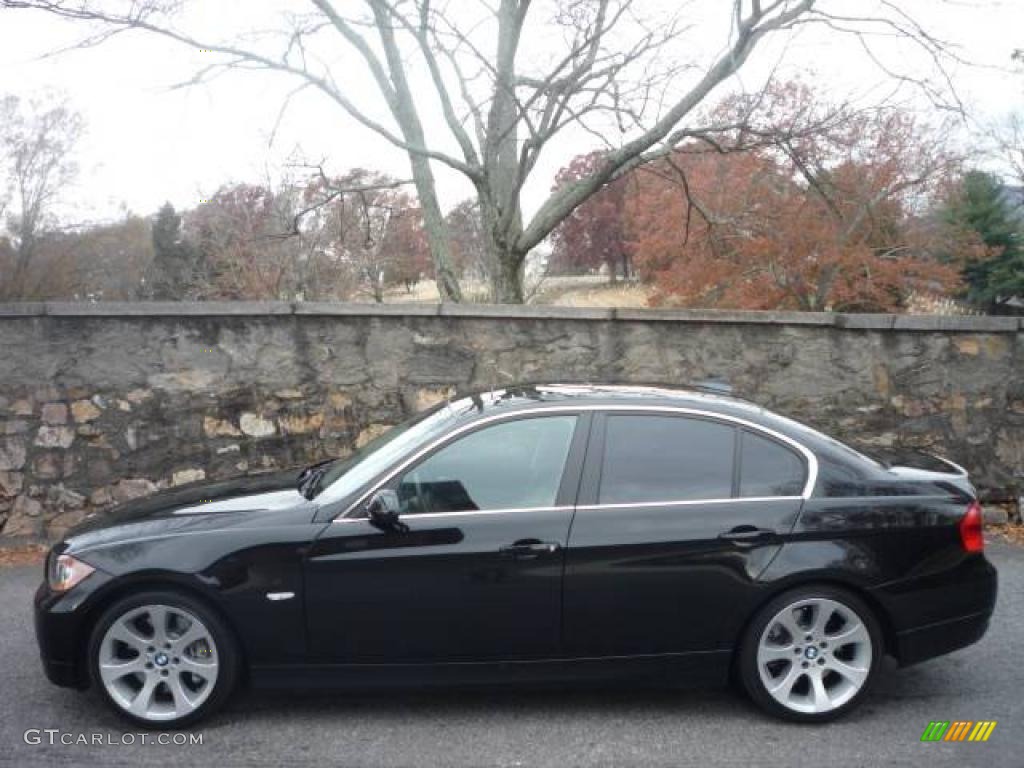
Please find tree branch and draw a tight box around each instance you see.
[518,0,815,253]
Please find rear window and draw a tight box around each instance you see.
[739,430,806,497]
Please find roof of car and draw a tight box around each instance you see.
[451,382,754,410]
[442,383,868,468]
[445,382,784,427]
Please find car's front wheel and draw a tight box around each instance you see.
[88,590,239,728]
[738,586,882,722]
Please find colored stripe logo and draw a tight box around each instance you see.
[921,721,996,742]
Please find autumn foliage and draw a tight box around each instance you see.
[177,172,432,301]
[304,169,432,301]
[187,184,290,299]
[554,83,975,312]
[626,149,962,311]
[551,152,631,280]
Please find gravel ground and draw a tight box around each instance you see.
[0,538,1021,768]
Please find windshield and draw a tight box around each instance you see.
[312,401,467,506]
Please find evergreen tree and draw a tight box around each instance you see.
[147,203,203,299]
[942,171,1024,311]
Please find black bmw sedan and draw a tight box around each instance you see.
[35,384,996,727]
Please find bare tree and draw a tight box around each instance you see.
[299,168,431,302]
[446,198,491,283]
[0,92,84,299]
[988,114,1024,191]
[2,0,967,302]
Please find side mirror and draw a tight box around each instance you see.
[366,489,402,530]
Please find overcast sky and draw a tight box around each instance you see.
[0,0,1021,228]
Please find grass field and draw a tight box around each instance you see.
[383,274,652,307]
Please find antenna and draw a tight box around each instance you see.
[691,377,733,395]
[486,361,514,401]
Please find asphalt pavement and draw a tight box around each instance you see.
[1,539,1022,768]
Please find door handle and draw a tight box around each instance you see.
[719,526,777,547]
[499,539,561,559]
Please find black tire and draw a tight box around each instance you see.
[87,589,240,729]
[737,585,883,723]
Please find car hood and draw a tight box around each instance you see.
[63,468,314,553]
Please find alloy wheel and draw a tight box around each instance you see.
[98,603,220,722]
[755,597,872,715]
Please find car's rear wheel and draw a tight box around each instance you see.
[738,586,882,722]
[88,590,239,728]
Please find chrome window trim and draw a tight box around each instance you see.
[577,496,804,511]
[333,497,801,524]
[334,505,574,523]
[332,404,818,522]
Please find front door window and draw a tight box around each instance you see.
[396,416,578,514]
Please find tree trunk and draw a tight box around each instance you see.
[4,237,36,300]
[406,144,463,304]
[475,0,527,304]
[367,1,463,304]
[478,192,526,303]
[490,245,525,303]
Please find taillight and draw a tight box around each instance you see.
[959,500,984,553]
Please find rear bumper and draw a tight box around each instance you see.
[882,554,997,666]
[895,610,992,666]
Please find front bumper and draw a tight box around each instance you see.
[39,656,82,688]
[34,570,114,690]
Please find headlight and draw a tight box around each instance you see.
[46,553,95,593]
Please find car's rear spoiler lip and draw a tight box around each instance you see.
[928,455,969,477]
[885,453,974,498]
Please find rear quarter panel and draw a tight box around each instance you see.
[761,494,994,637]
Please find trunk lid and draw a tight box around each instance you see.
[868,447,974,497]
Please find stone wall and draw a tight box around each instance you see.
[1,302,1021,542]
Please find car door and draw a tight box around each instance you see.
[305,411,590,663]
[562,411,808,658]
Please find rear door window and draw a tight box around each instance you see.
[599,415,736,504]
